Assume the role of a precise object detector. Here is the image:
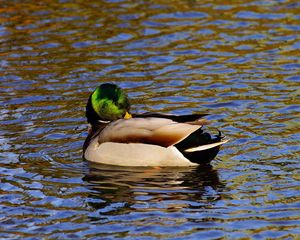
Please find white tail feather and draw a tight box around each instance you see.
[184,139,229,152]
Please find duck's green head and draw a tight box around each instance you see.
[86,83,131,123]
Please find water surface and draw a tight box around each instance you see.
[0,0,299,239]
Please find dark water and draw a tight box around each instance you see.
[0,0,299,239]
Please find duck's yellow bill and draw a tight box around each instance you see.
[124,112,132,119]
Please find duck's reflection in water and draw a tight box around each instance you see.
[83,163,226,218]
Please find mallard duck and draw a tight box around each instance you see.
[83,83,228,166]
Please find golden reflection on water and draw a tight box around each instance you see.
[0,0,299,238]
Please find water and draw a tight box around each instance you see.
[0,0,299,239]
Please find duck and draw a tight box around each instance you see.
[83,83,228,167]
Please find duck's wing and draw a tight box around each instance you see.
[97,117,202,147]
[132,112,209,123]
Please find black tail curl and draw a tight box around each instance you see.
[175,127,224,165]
